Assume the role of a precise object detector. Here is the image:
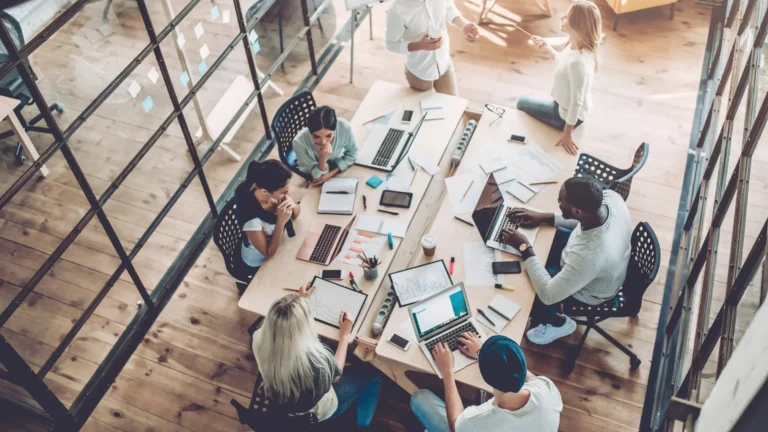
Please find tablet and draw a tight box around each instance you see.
[380,190,413,208]
[306,277,368,329]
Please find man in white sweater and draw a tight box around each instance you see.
[502,176,631,345]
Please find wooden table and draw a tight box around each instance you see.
[478,0,553,26]
[373,104,584,394]
[0,95,49,177]
[238,81,469,342]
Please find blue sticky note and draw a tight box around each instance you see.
[141,96,153,113]
[180,70,190,86]
[366,175,383,189]
[198,60,207,75]
[210,5,220,20]
[251,39,261,55]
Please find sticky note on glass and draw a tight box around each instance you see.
[177,32,186,48]
[127,80,141,98]
[180,70,190,87]
[142,96,154,113]
[223,10,230,24]
[194,22,204,39]
[251,39,261,55]
[248,30,258,44]
[198,60,207,75]
[210,5,220,20]
[199,44,210,61]
[147,66,159,84]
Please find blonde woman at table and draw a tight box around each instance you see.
[385,0,480,96]
[516,0,601,155]
[252,283,382,427]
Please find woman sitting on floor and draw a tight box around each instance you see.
[234,159,299,293]
[252,283,382,427]
[293,106,358,186]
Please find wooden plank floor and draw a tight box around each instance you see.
[0,0,740,430]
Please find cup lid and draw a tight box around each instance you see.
[421,234,437,248]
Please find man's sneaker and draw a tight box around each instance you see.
[526,315,577,345]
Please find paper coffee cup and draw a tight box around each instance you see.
[421,234,437,257]
[428,28,442,39]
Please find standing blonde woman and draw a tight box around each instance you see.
[252,283,382,427]
[517,0,601,155]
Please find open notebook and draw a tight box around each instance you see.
[318,177,358,215]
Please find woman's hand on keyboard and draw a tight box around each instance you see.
[457,333,483,359]
[432,343,454,377]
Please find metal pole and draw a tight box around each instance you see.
[350,9,356,83]
[300,0,318,76]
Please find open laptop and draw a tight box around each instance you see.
[408,283,485,379]
[296,216,356,266]
[471,173,538,256]
[355,113,426,172]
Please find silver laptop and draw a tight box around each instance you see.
[356,113,426,172]
[408,283,485,378]
[471,173,538,256]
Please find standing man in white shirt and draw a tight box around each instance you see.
[385,0,480,96]
[410,334,562,432]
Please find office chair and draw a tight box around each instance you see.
[271,91,317,181]
[0,11,63,165]
[561,222,660,374]
[231,374,320,431]
[212,197,258,295]
[573,142,649,201]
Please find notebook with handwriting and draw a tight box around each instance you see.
[318,177,358,215]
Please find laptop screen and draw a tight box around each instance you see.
[411,285,468,338]
[471,173,504,241]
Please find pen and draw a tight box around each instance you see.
[378,209,399,216]
[461,180,474,201]
[326,191,349,194]
[409,158,416,171]
[362,195,367,209]
[410,165,420,188]
[387,233,394,249]
[477,308,496,327]
[454,215,474,226]
[488,305,512,321]
[528,180,558,186]
[283,288,299,292]
[349,272,361,292]
[494,283,515,291]
[449,257,455,275]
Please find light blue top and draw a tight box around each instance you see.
[293,118,358,179]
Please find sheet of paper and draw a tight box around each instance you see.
[390,261,453,306]
[198,60,208,75]
[179,70,190,87]
[399,318,418,343]
[444,174,485,215]
[506,179,536,203]
[355,215,408,238]
[420,96,443,111]
[223,10,231,24]
[199,44,210,61]
[127,80,141,98]
[425,108,445,121]
[308,278,367,328]
[141,96,154,113]
[480,157,506,174]
[336,230,386,266]
[385,162,416,191]
[194,22,205,39]
[176,32,186,48]
[210,5,220,20]
[147,66,159,84]
[408,153,439,175]
[463,242,500,287]
[493,167,516,184]
[364,109,395,130]
[510,143,562,191]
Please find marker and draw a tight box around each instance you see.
[494,283,515,291]
[488,304,511,321]
[349,272,361,292]
[326,191,349,194]
[477,308,496,327]
[363,195,368,210]
[378,209,399,216]
[387,233,394,249]
[528,180,558,186]
[449,257,455,275]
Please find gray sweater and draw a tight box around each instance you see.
[523,190,631,305]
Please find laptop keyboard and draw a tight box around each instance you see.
[493,211,519,244]
[425,322,479,354]
[371,129,405,167]
[309,225,341,263]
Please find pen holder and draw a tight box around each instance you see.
[363,267,379,281]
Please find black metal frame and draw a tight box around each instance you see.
[0,0,328,429]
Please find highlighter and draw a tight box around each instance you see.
[387,233,394,249]
[449,257,455,275]
[494,283,515,291]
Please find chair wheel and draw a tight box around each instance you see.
[16,153,26,164]
[55,105,64,114]
[630,357,641,369]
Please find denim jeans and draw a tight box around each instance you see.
[326,364,382,427]
[516,97,583,131]
[529,227,573,327]
[410,389,451,432]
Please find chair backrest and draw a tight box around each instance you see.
[610,142,649,201]
[271,91,317,180]
[622,222,660,315]
[230,374,319,431]
[0,11,25,97]
[212,197,253,283]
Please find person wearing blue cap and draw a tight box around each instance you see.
[410,334,562,431]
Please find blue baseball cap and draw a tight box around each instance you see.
[478,335,527,393]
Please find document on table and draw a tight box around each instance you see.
[355,215,409,238]
[336,229,387,266]
[463,242,500,287]
[385,161,416,191]
[444,174,485,215]
[399,318,418,343]
[308,277,368,329]
[408,153,440,175]
[506,144,562,203]
[476,295,521,333]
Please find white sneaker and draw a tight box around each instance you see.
[526,316,577,345]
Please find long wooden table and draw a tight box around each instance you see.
[372,103,584,394]
[238,81,469,342]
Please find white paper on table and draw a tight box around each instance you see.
[127,80,141,98]
[444,174,485,215]
[176,32,186,48]
[199,44,210,61]
[505,179,536,203]
[477,295,521,333]
[223,10,231,23]
[336,229,387,266]
[493,167,516,184]
[363,109,395,130]
[480,157,506,174]
[424,108,445,121]
[147,66,159,84]
[510,143,562,191]
[399,318,418,343]
[355,215,408,238]
[385,161,416,191]
[420,96,443,111]
[463,242,500,287]
[194,22,205,38]
[408,153,439,175]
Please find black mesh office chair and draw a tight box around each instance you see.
[271,91,317,181]
[0,11,63,164]
[231,374,320,431]
[212,198,257,295]
[561,222,660,373]
[573,142,649,201]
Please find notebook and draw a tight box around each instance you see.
[476,294,521,333]
[318,177,358,215]
[420,96,443,111]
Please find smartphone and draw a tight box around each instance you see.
[492,261,522,275]
[380,190,413,208]
[388,333,411,351]
[321,269,343,280]
[509,134,527,143]
[402,110,414,124]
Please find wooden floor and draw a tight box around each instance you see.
[2,0,753,430]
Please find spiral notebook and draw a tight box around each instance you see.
[318,177,358,215]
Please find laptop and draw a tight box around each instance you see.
[355,113,426,172]
[296,216,356,266]
[471,173,538,256]
[408,283,485,378]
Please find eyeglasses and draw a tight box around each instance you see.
[485,104,505,125]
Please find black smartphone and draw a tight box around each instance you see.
[509,134,526,143]
[387,333,411,351]
[402,110,414,124]
[380,190,413,208]
[492,261,522,275]
[321,269,342,280]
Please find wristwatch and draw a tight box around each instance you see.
[518,243,531,252]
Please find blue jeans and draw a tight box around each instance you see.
[516,97,583,131]
[530,227,573,327]
[326,364,382,427]
[410,389,451,432]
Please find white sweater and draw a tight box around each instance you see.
[551,46,595,125]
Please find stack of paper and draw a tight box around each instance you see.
[505,144,562,203]
[444,174,485,215]
[476,295,521,333]
[318,177,358,214]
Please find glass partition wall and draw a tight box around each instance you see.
[642,0,768,429]
[0,0,335,428]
